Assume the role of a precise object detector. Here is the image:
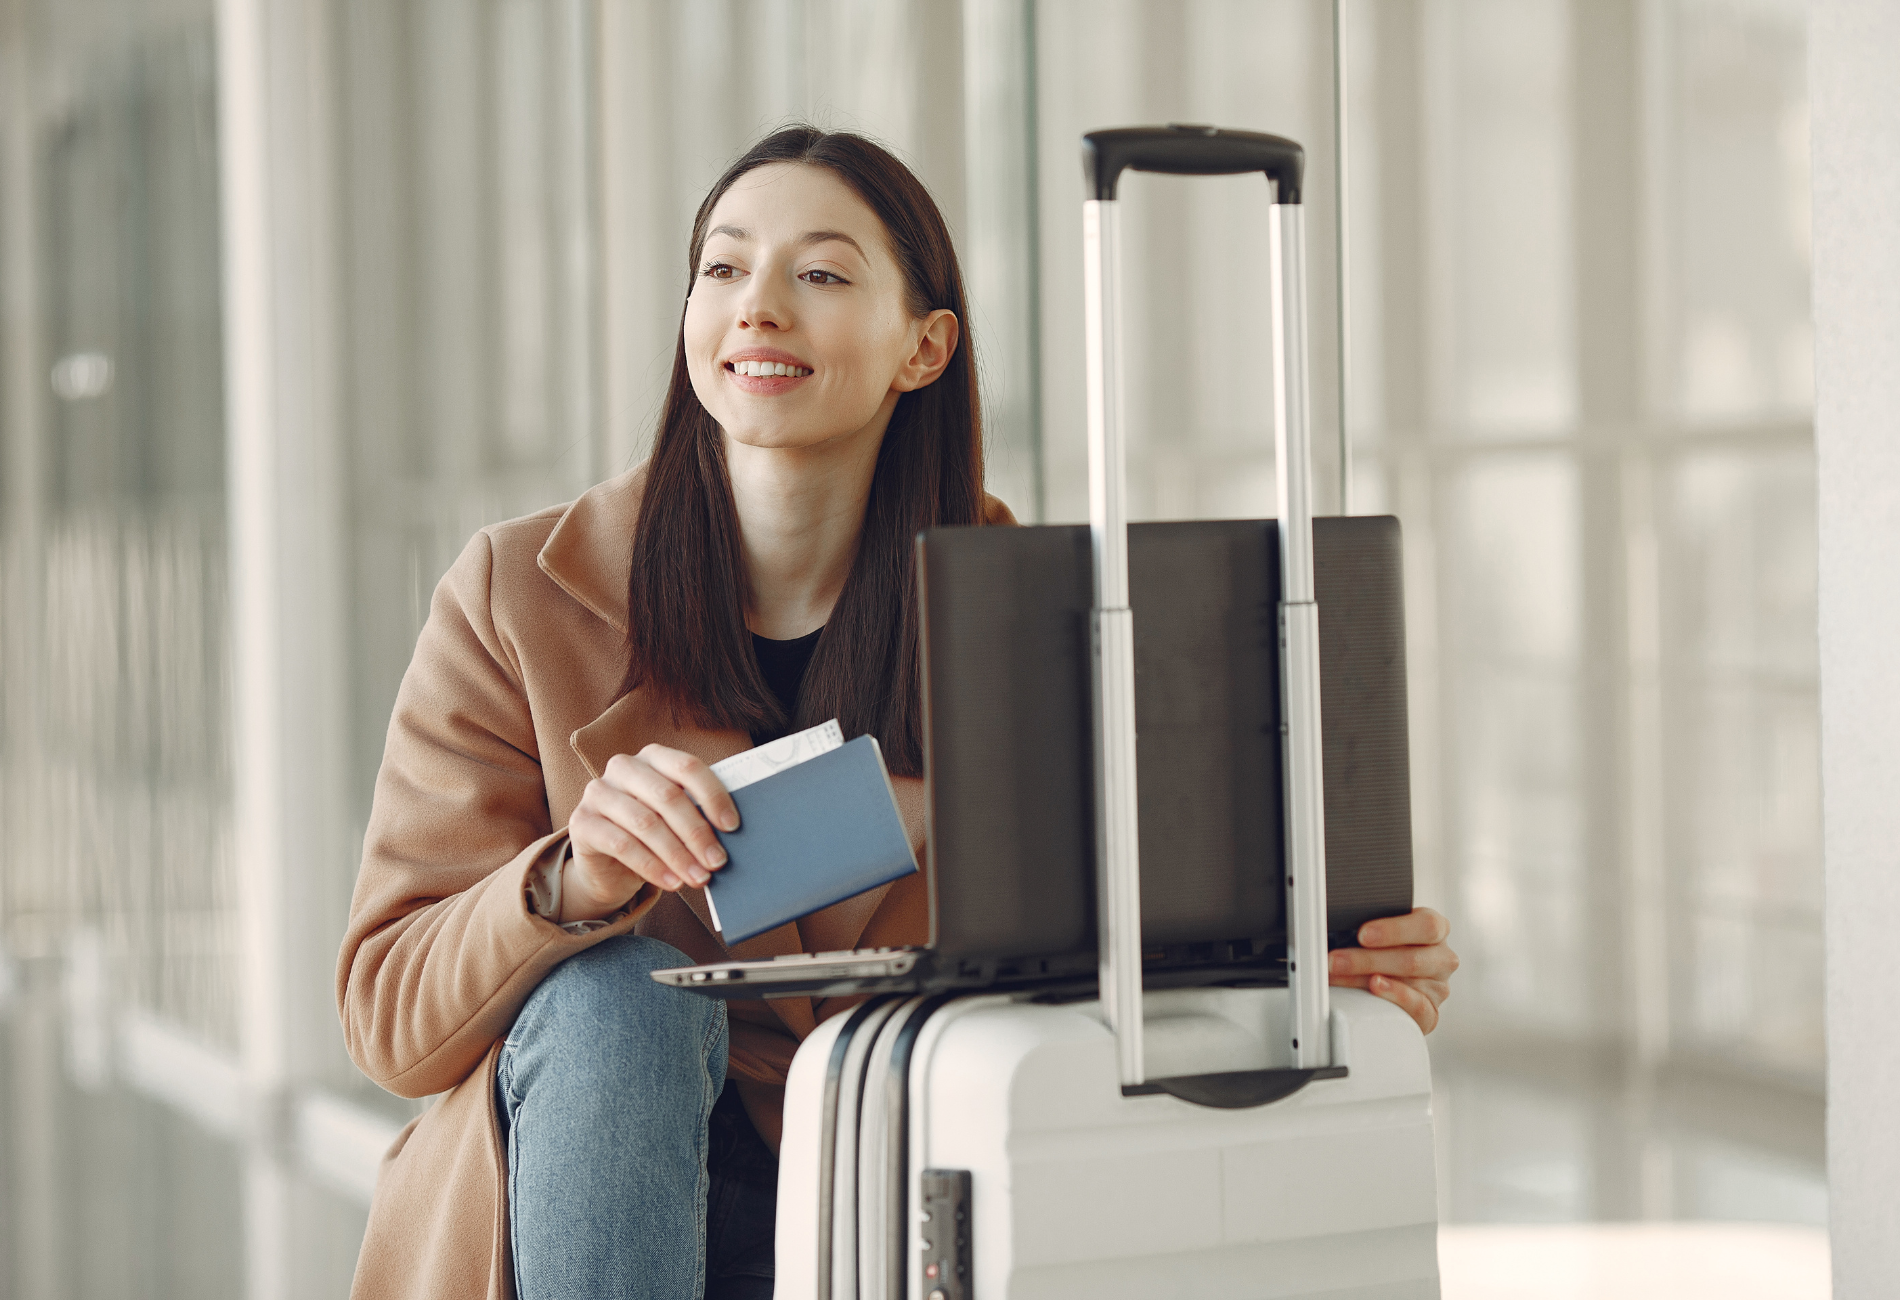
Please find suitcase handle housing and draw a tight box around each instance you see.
[1082,125,1332,1093]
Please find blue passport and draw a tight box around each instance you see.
[705,735,919,944]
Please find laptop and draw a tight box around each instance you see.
[651,517,1414,1000]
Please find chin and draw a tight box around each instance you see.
[722,425,832,452]
[721,419,878,455]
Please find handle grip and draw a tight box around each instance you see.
[1083,124,1304,202]
[1123,1065,1349,1109]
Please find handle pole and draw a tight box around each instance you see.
[1272,201,1332,1069]
[1083,197,1144,1088]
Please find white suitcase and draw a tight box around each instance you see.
[773,125,1441,1300]
[776,987,1438,1300]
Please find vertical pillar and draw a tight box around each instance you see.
[217,2,292,1291]
[0,0,60,1206]
[1329,0,1352,514]
[557,0,603,486]
[912,0,966,237]
[1303,0,1344,517]
[597,0,677,473]
[1570,0,1669,1220]
[217,0,349,1291]
[1810,2,1900,1293]
[1370,0,1446,915]
[962,0,1042,519]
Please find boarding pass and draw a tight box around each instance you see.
[709,719,844,793]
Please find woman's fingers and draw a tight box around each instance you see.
[1334,908,1458,1036]
[602,752,728,884]
[562,744,745,917]
[1328,973,1445,996]
[584,775,709,886]
[568,804,679,892]
[1328,941,1458,981]
[1357,906,1450,950]
[639,744,741,834]
[1327,972,1450,1032]
[1368,974,1439,1035]
[1330,937,1453,1037]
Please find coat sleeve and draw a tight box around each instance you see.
[336,529,656,1098]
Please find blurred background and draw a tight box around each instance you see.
[0,0,1818,1296]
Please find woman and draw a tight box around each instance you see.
[337,126,1458,1300]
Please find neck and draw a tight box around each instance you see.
[724,398,895,640]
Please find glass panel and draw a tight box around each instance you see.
[1033,0,1327,524]
[332,0,605,950]
[1357,0,1819,1228]
[1660,0,1811,424]
[0,4,244,1295]
[34,11,233,1049]
[1663,448,1821,1077]
[1429,0,1575,436]
[1437,454,1589,1031]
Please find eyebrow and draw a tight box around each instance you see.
[707,225,868,260]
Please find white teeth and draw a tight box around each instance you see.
[733,360,810,378]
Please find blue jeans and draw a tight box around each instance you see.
[496,935,778,1300]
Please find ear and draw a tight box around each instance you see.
[891,309,960,393]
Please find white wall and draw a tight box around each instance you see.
[1810,2,1900,1293]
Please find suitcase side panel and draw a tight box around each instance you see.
[911,989,1439,1299]
[777,1012,851,1300]
[904,996,1020,1296]
[776,998,904,1300]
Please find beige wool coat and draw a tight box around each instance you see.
[338,466,1015,1299]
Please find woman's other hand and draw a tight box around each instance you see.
[1327,907,1458,1035]
[564,744,741,922]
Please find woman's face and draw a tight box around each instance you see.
[684,162,955,454]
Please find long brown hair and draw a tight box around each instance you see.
[624,126,985,776]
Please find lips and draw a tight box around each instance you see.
[723,348,814,395]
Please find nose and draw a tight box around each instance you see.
[737,266,789,332]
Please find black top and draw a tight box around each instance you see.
[750,627,823,744]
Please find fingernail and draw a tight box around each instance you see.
[661,873,682,890]
[688,869,710,887]
[1329,951,1349,975]
[1359,924,1379,946]
[1371,974,1387,991]
[706,846,727,869]
[721,814,739,832]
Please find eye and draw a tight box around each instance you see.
[799,268,848,286]
[700,261,742,281]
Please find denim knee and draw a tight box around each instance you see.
[501,936,732,1299]
[503,934,728,1108]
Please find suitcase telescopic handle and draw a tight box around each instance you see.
[1082,125,1333,1100]
[1082,124,1305,202]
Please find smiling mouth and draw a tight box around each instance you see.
[726,360,813,378]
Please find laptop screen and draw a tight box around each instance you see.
[917,517,1414,966]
